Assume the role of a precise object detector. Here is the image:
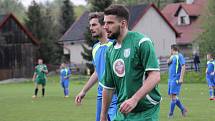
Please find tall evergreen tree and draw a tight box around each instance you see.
[59,0,75,35]
[89,0,113,12]
[25,0,63,64]
[40,4,63,64]
[81,0,112,74]
[25,0,43,40]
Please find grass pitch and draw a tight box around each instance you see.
[0,75,215,121]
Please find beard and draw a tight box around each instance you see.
[92,34,99,38]
[91,32,102,39]
[107,26,120,40]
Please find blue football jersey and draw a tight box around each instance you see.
[206,60,214,78]
[60,68,71,81]
[92,40,113,82]
[168,53,185,81]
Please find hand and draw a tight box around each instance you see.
[100,115,108,121]
[75,91,86,105]
[119,97,138,114]
[178,79,183,84]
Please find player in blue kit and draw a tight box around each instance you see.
[60,62,71,98]
[167,44,187,118]
[206,53,215,100]
[75,12,117,121]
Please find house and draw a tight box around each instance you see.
[0,13,39,80]
[162,0,207,56]
[59,4,179,64]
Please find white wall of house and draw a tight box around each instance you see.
[132,7,176,57]
[64,42,85,64]
[177,8,190,25]
[186,0,194,4]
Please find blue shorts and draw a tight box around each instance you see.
[96,86,117,121]
[61,80,69,88]
[207,76,215,87]
[168,79,181,95]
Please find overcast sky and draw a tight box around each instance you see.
[20,0,87,8]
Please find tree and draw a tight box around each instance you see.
[198,0,215,56]
[172,0,184,3]
[81,0,113,74]
[88,0,113,12]
[113,0,184,8]
[40,3,63,64]
[81,28,96,74]
[25,0,44,40]
[0,0,26,22]
[59,0,75,35]
[25,0,63,64]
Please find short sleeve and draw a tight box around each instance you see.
[68,68,71,75]
[139,38,160,72]
[92,43,99,67]
[99,51,115,90]
[44,65,48,71]
[179,54,185,66]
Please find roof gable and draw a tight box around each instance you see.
[162,0,207,44]
[59,11,89,42]
[61,4,179,42]
[0,13,39,45]
[127,4,149,29]
[174,3,202,17]
[130,4,179,37]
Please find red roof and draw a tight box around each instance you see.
[0,13,40,45]
[162,0,207,44]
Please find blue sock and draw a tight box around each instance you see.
[64,88,66,96]
[169,99,176,115]
[209,88,213,97]
[65,88,69,96]
[176,98,184,111]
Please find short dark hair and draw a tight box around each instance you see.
[104,4,129,22]
[207,52,214,59]
[38,58,43,61]
[89,12,104,25]
[171,44,179,51]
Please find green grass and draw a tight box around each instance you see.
[0,75,215,121]
[161,70,207,84]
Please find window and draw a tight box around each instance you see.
[180,16,186,24]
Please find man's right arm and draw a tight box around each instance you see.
[100,88,114,121]
[75,71,98,104]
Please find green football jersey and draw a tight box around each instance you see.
[101,31,161,113]
[35,64,48,80]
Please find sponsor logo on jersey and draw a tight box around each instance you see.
[113,59,125,77]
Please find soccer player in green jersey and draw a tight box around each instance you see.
[100,4,161,121]
[32,59,48,98]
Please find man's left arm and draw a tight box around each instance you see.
[179,65,185,83]
[179,54,186,83]
[119,71,160,114]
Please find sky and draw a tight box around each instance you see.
[20,0,87,8]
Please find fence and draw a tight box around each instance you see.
[159,56,201,72]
